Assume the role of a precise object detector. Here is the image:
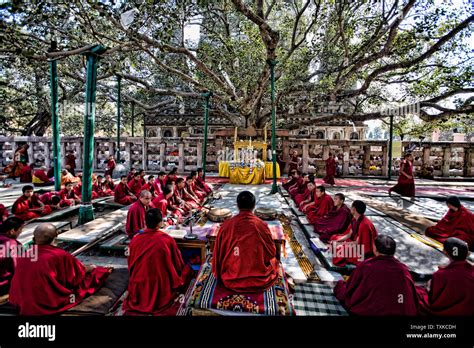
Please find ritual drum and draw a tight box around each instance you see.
[208,208,232,222]
[255,208,277,221]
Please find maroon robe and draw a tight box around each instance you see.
[195,176,211,194]
[127,178,143,197]
[289,177,305,198]
[125,200,148,238]
[114,182,136,205]
[314,204,352,242]
[323,157,336,185]
[331,215,378,266]
[389,160,415,197]
[105,159,116,177]
[123,228,191,315]
[306,193,334,224]
[425,205,474,250]
[151,193,169,218]
[9,244,111,315]
[142,182,157,197]
[294,184,310,206]
[19,165,32,183]
[12,194,52,221]
[212,211,279,293]
[416,260,473,316]
[176,187,200,210]
[32,169,50,184]
[65,153,76,174]
[334,255,419,315]
[59,188,80,207]
[0,234,23,296]
[282,176,296,191]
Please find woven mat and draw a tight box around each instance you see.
[292,282,347,316]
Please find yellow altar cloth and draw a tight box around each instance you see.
[218,161,280,184]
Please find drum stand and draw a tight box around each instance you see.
[184,218,198,240]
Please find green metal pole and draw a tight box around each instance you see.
[116,75,121,162]
[49,59,61,192]
[201,91,212,180]
[78,45,106,225]
[268,60,278,194]
[388,115,394,180]
[131,102,135,137]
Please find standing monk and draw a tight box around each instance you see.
[416,238,473,316]
[123,208,192,315]
[323,153,336,186]
[389,153,415,197]
[105,155,116,177]
[0,217,25,296]
[330,200,378,266]
[288,150,300,174]
[334,235,419,315]
[425,196,474,250]
[314,193,352,242]
[212,191,279,293]
[12,185,52,221]
[306,186,334,224]
[9,223,112,316]
[65,151,77,176]
[125,191,152,239]
[114,176,137,205]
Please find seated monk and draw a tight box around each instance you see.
[32,166,52,186]
[92,175,109,197]
[289,173,308,199]
[123,208,193,315]
[186,175,204,203]
[9,223,112,315]
[128,172,143,197]
[151,185,175,225]
[175,178,200,210]
[305,185,334,224]
[195,168,211,195]
[155,172,166,195]
[212,191,279,293]
[138,169,146,186]
[59,182,81,206]
[114,176,137,205]
[39,192,62,211]
[12,185,52,221]
[425,196,474,250]
[142,175,158,197]
[417,238,473,316]
[286,171,300,195]
[282,170,297,191]
[102,174,115,195]
[127,168,137,183]
[19,163,32,183]
[0,217,25,296]
[165,167,179,187]
[314,193,352,242]
[294,174,315,206]
[125,191,152,239]
[330,200,378,266]
[334,235,419,315]
[60,169,79,187]
[299,181,316,211]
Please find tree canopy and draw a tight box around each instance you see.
[1,0,473,136]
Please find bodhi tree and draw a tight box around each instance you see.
[1,0,472,135]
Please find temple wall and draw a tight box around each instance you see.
[0,136,472,177]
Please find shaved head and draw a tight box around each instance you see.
[33,223,58,245]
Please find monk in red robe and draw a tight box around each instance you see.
[105,155,116,177]
[315,193,352,242]
[19,163,32,183]
[389,153,415,197]
[286,171,301,196]
[32,166,52,186]
[165,167,179,186]
[12,185,52,221]
[186,175,204,203]
[39,192,62,211]
[59,182,81,206]
[289,173,308,198]
[175,178,200,210]
[195,168,211,195]
[92,175,109,197]
[142,175,158,197]
[128,173,143,197]
[416,237,473,316]
[127,168,137,183]
[330,200,378,266]
[212,191,279,292]
[323,153,336,186]
[103,174,115,195]
[123,208,192,315]
[155,172,167,195]
[114,176,137,205]
[65,151,77,176]
[138,169,146,186]
[288,150,300,174]
[294,174,315,205]
[125,191,152,238]
[282,170,297,191]
[151,186,176,225]
[334,235,419,315]
[9,223,112,315]
[425,196,474,250]
[0,217,25,296]
[306,185,334,224]
[299,182,316,211]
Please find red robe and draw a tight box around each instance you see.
[306,193,334,224]
[127,178,143,197]
[59,188,80,207]
[12,194,52,221]
[114,182,136,205]
[153,181,164,196]
[0,234,22,296]
[165,174,178,186]
[9,244,110,316]
[282,177,296,191]
[19,165,32,183]
[331,215,378,266]
[212,211,279,292]
[105,159,116,177]
[416,260,473,316]
[176,187,200,210]
[195,176,211,194]
[65,154,76,173]
[123,228,191,315]
[125,200,148,238]
[294,184,310,206]
[92,183,108,198]
[102,181,115,196]
[334,255,419,315]
[32,169,50,184]
[425,206,474,249]
[188,182,205,201]
[127,172,135,183]
[151,193,169,218]
[142,182,157,197]
[0,204,9,223]
[314,204,352,242]
[323,157,336,185]
[389,160,415,197]
[289,177,305,198]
